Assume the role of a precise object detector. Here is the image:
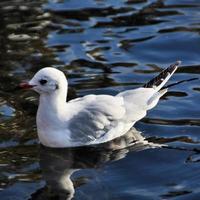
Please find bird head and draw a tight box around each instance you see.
[20,67,68,95]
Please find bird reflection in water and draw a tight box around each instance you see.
[30,128,161,200]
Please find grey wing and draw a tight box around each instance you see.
[68,95,126,143]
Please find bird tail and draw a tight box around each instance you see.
[143,61,181,91]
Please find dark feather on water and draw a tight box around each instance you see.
[162,77,198,89]
[143,61,181,88]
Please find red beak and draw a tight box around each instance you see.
[19,82,35,89]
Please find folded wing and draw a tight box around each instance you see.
[68,95,126,143]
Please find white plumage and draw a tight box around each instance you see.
[21,61,181,147]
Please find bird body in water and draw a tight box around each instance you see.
[20,61,181,147]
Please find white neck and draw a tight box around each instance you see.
[36,86,68,133]
[39,88,67,114]
[36,82,72,147]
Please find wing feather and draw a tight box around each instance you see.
[68,95,126,143]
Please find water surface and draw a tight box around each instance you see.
[0,0,200,199]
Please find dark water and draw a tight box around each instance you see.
[0,0,200,199]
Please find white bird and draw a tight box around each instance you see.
[20,61,181,147]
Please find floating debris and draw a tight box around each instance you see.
[8,33,38,41]
[2,6,15,11]
[36,12,51,19]
[28,20,51,31]
[19,6,29,11]
[6,24,21,30]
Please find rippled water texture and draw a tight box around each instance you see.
[0,0,200,199]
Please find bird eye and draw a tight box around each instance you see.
[39,79,47,85]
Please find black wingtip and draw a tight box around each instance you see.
[169,60,181,71]
[143,61,181,89]
[175,60,181,66]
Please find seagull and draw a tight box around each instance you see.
[20,61,181,147]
